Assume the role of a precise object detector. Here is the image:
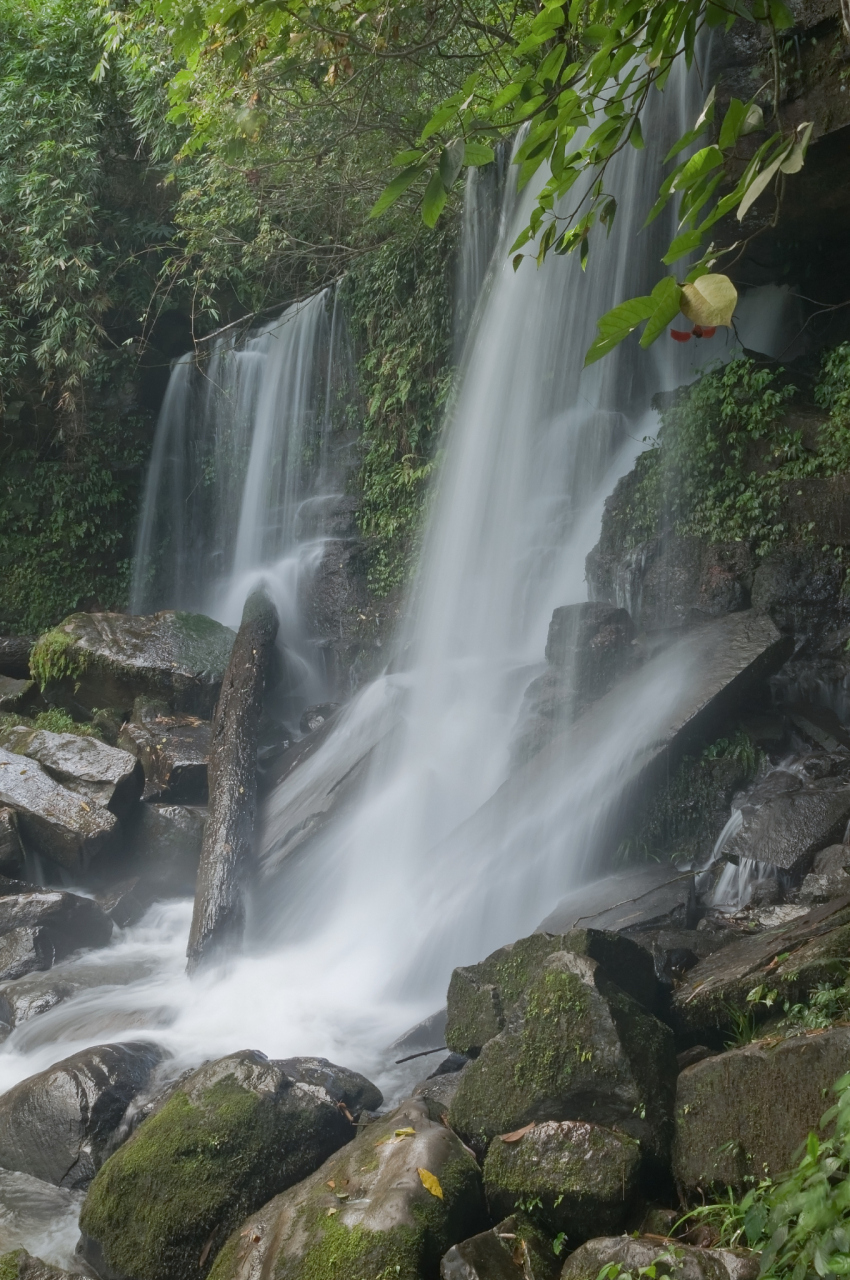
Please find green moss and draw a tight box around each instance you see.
[80,1072,344,1280]
[172,612,236,672]
[29,627,89,691]
[0,1252,24,1280]
[515,969,593,1096]
[275,1217,424,1280]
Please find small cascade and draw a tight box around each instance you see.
[131,289,355,661]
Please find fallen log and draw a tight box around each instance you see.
[187,589,279,973]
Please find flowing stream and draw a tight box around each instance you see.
[0,57,775,1269]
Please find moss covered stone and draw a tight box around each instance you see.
[483,1119,640,1242]
[207,1097,488,1280]
[445,929,658,1057]
[31,611,235,718]
[560,1235,758,1280]
[0,1251,83,1280]
[440,1213,558,1280]
[79,1049,358,1280]
[448,949,676,1161]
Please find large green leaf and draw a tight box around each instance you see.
[640,276,683,347]
[369,164,426,220]
[421,171,447,227]
[584,294,655,366]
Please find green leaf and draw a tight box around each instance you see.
[779,121,814,174]
[672,145,724,192]
[392,149,425,166]
[737,142,792,219]
[421,171,447,227]
[369,164,426,219]
[662,228,703,264]
[584,294,655,366]
[640,276,683,347]
[630,118,644,149]
[464,142,495,166]
[439,139,465,189]
[718,99,747,149]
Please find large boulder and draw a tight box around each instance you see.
[0,727,143,818]
[674,1025,850,1192]
[118,699,210,802]
[0,891,112,981]
[447,948,677,1162]
[483,1119,640,1242]
[0,638,35,680]
[274,1056,383,1113]
[126,801,206,896]
[0,952,144,1041]
[30,611,235,719]
[441,1214,559,1279]
[722,767,850,878]
[0,1168,85,1272]
[670,899,850,1045]
[445,930,659,1058]
[0,1250,85,1279]
[0,1042,163,1189]
[207,1097,488,1280]
[0,677,38,715]
[0,748,117,872]
[560,1236,759,1280]
[799,843,850,904]
[79,1048,369,1280]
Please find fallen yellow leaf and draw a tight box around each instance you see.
[680,274,737,328]
[499,1122,535,1144]
[418,1168,443,1200]
[394,1127,415,1137]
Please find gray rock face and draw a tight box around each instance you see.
[0,954,151,1042]
[560,1236,760,1280]
[0,637,35,680]
[483,1119,641,1241]
[0,747,117,872]
[448,948,677,1162]
[0,728,142,817]
[674,1025,850,1192]
[0,1169,84,1273]
[0,1042,163,1189]
[799,843,850,903]
[35,611,235,718]
[0,807,24,877]
[0,1249,86,1280]
[274,1056,383,1113]
[206,1097,487,1280]
[724,770,850,877]
[441,1214,559,1280]
[0,891,112,981]
[127,801,205,895]
[118,700,210,802]
[0,677,38,715]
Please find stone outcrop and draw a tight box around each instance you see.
[0,748,118,872]
[0,891,112,981]
[127,801,206,896]
[722,766,850,878]
[0,677,38,715]
[0,637,35,680]
[31,611,235,719]
[483,1119,641,1241]
[118,698,211,802]
[207,1097,487,1280]
[0,808,24,877]
[0,727,143,818]
[0,1042,163,1189]
[79,1048,366,1280]
[560,1236,760,1280]
[0,1250,86,1280]
[441,1214,559,1279]
[674,1025,850,1193]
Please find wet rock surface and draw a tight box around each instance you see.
[0,1042,163,1189]
[118,699,211,802]
[0,807,24,877]
[0,891,112,981]
[0,1249,86,1279]
[274,1056,383,1113]
[126,801,205,896]
[674,1025,850,1192]
[483,1119,641,1241]
[79,1048,366,1280]
[0,953,148,1040]
[0,677,38,715]
[0,748,118,872]
[35,611,235,719]
[0,727,143,817]
[0,1168,85,1273]
[207,1096,487,1280]
[0,638,35,680]
[560,1236,760,1280]
[723,767,850,877]
[441,1214,559,1279]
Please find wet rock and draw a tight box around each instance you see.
[0,748,117,872]
[127,801,205,896]
[0,1169,84,1272]
[32,611,235,719]
[0,1249,85,1279]
[0,727,142,818]
[723,772,850,878]
[448,948,677,1163]
[560,1236,760,1280]
[0,637,36,680]
[118,699,211,802]
[752,546,850,642]
[0,677,38,715]
[674,1025,850,1193]
[95,878,157,929]
[446,929,659,1058]
[483,1120,641,1241]
[0,954,152,1042]
[207,1096,487,1280]
[0,1042,163,1189]
[79,1048,364,1280]
[299,702,340,734]
[798,843,850,903]
[414,1059,471,1115]
[671,900,850,1045]
[274,1056,383,1113]
[0,891,112,981]
[441,1214,559,1279]
[0,807,24,877]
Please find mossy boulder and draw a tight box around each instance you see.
[483,1120,640,1242]
[673,1025,850,1193]
[0,1249,85,1280]
[448,949,676,1161]
[670,900,850,1046]
[440,1213,559,1279]
[445,929,658,1058]
[207,1097,488,1280]
[79,1048,369,1280]
[31,612,235,719]
[559,1236,759,1280]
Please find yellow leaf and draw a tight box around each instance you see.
[418,1168,443,1199]
[395,1127,415,1137]
[680,274,737,328]
[499,1122,535,1143]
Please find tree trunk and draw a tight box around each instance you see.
[187,590,279,973]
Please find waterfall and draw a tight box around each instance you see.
[131,289,355,648]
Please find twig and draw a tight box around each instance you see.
[394,1046,448,1064]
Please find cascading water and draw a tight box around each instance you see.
[131,288,355,705]
[0,58,747,1268]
